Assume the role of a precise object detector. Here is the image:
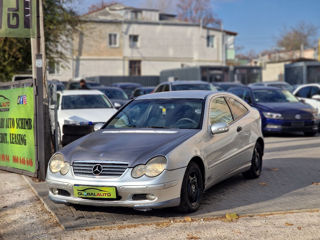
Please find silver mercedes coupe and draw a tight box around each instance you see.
[46,90,264,212]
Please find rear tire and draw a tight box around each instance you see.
[243,143,263,179]
[178,162,203,213]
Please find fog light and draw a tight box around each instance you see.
[266,124,282,129]
[146,194,156,200]
[52,188,58,195]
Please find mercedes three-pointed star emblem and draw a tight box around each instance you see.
[92,164,103,175]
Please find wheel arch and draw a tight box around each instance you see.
[189,156,206,187]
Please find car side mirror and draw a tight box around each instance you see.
[210,122,229,135]
[94,123,104,131]
[312,95,320,101]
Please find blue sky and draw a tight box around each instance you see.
[72,0,320,54]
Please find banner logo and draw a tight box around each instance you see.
[17,95,27,105]
[0,95,10,112]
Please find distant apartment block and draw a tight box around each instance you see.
[48,3,237,81]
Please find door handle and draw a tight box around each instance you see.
[237,126,242,132]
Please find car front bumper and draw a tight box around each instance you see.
[46,167,186,210]
[263,119,319,133]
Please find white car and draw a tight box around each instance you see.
[293,84,320,116]
[55,90,117,143]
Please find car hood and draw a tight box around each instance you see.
[58,108,117,125]
[255,102,314,113]
[61,129,199,167]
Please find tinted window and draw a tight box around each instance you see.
[104,89,128,100]
[172,84,212,91]
[209,97,233,125]
[227,97,248,121]
[106,99,204,129]
[163,84,170,92]
[228,88,252,104]
[295,87,311,98]
[155,85,164,92]
[253,89,299,103]
[61,95,113,109]
[310,86,320,97]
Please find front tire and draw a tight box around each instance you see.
[178,162,203,213]
[304,131,317,137]
[243,143,263,179]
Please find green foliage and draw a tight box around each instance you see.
[0,38,32,82]
[0,0,79,82]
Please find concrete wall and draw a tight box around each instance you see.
[262,62,290,82]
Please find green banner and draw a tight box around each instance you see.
[0,0,36,38]
[0,87,36,173]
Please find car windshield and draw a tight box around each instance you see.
[103,89,128,100]
[253,89,299,103]
[61,94,113,109]
[172,84,212,91]
[105,99,204,129]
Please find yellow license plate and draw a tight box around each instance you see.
[74,185,117,199]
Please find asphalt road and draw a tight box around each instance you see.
[29,133,320,230]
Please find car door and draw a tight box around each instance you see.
[203,96,240,185]
[226,97,252,168]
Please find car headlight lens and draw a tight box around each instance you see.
[131,156,167,178]
[263,112,283,119]
[49,153,70,175]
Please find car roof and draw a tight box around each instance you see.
[167,80,210,85]
[250,86,283,91]
[214,82,243,85]
[136,90,218,100]
[112,82,142,86]
[58,90,104,96]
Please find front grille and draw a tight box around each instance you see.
[72,161,128,177]
[282,113,312,120]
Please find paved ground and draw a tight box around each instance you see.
[1,134,320,239]
[26,134,320,229]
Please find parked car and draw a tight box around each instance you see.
[46,90,264,213]
[211,82,243,91]
[111,82,142,98]
[228,86,319,136]
[52,90,117,144]
[93,86,129,109]
[293,84,320,110]
[154,80,216,92]
[131,86,154,98]
[249,81,294,92]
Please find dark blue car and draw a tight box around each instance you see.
[228,86,319,136]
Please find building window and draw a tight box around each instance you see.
[48,61,60,75]
[130,10,142,20]
[129,35,139,48]
[108,33,119,48]
[207,35,215,48]
[129,60,141,76]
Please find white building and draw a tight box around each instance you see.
[49,3,237,81]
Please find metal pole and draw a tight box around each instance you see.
[35,0,46,180]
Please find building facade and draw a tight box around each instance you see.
[49,3,237,82]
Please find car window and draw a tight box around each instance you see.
[104,89,128,100]
[209,97,233,125]
[295,86,311,98]
[226,97,248,121]
[57,93,61,109]
[228,88,252,104]
[61,94,113,109]
[172,83,212,91]
[154,85,164,92]
[163,84,170,92]
[310,86,320,97]
[253,89,299,103]
[106,99,204,129]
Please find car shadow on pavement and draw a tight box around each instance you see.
[66,156,320,229]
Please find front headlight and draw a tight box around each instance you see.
[132,156,167,178]
[49,153,70,175]
[263,112,283,119]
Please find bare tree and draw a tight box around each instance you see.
[87,0,119,14]
[142,0,175,12]
[277,21,318,51]
[176,0,221,27]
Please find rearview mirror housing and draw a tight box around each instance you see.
[210,122,229,135]
[94,123,104,131]
[312,95,320,101]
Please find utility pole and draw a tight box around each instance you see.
[31,0,47,180]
